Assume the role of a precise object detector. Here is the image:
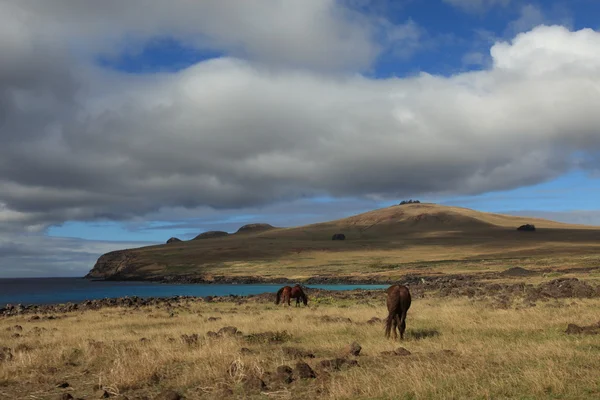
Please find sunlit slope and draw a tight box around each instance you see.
[86,203,600,280]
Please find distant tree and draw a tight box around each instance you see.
[331,233,346,240]
[399,199,421,205]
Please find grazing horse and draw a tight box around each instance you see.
[275,284,308,307]
[385,284,411,340]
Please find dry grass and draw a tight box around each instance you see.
[1,288,599,399]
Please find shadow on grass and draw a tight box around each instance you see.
[408,328,440,340]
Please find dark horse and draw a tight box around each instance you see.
[385,284,411,340]
[275,284,308,307]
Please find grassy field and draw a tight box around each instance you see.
[1,279,599,399]
[86,203,600,282]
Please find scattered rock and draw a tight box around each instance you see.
[6,325,22,331]
[242,375,267,392]
[331,233,346,240]
[206,317,221,322]
[56,382,70,388]
[95,389,110,398]
[217,326,240,336]
[381,347,411,356]
[273,365,294,384]
[342,342,362,357]
[57,394,74,400]
[294,361,316,379]
[0,347,13,362]
[180,333,199,345]
[206,331,219,338]
[153,390,182,400]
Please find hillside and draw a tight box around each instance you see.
[85,203,600,282]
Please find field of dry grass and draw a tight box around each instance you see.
[2,278,600,400]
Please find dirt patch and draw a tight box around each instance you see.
[501,267,538,277]
[565,322,600,335]
[244,330,292,344]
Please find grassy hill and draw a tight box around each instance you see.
[85,203,600,282]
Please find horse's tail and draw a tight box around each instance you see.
[275,287,285,305]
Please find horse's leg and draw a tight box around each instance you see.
[391,314,398,340]
[286,294,291,307]
[399,311,407,340]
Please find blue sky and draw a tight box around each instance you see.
[1,0,600,276]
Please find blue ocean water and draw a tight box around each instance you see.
[0,278,389,306]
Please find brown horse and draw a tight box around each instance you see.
[275,284,308,307]
[385,284,411,340]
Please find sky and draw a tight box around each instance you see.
[1,0,600,278]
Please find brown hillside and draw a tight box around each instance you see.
[86,203,600,281]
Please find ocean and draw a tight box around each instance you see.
[0,278,389,305]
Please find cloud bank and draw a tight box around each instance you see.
[3,18,600,232]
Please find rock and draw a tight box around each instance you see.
[381,347,411,356]
[294,361,316,379]
[217,326,239,336]
[242,375,267,392]
[240,347,253,355]
[180,333,199,345]
[274,365,294,384]
[56,382,70,388]
[0,347,13,362]
[153,390,182,400]
[342,342,362,357]
[166,237,182,244]
[96,389,110,398]
[57,394,74,400]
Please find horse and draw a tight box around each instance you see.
[275,284,308,307]
[384,284,411,340]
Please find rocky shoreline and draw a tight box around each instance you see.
[3,274,600,318]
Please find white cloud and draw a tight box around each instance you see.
[2,21,600,234]
[2,0,409,73]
